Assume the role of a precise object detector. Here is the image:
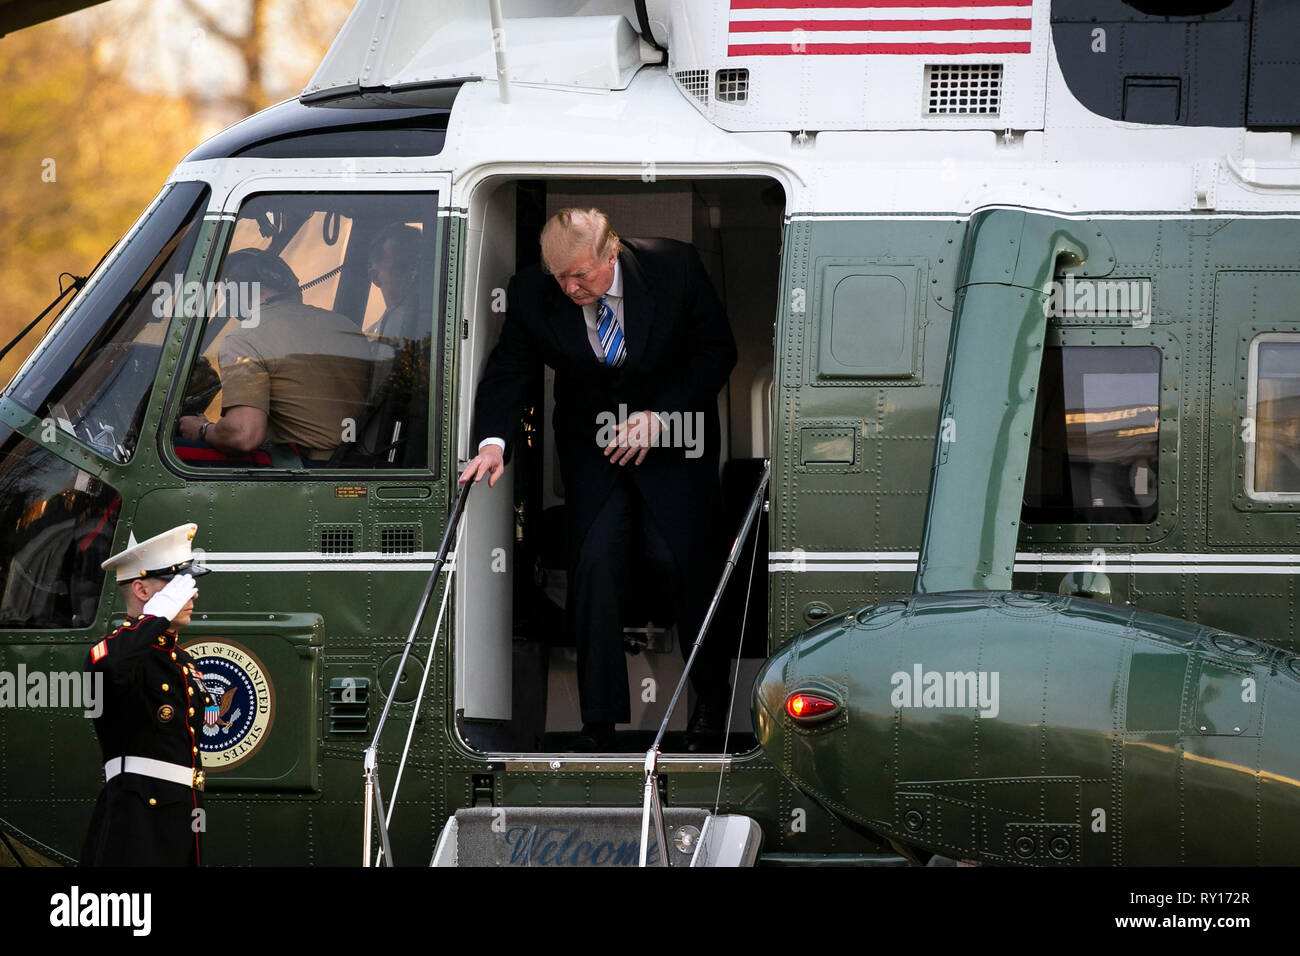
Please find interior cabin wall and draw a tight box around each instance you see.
[693,183,781,462]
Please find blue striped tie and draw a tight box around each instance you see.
[596,295,626,368]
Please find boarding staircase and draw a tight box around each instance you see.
[365,465,770,868]
[431,807,761,867]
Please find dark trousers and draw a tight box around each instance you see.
[81,775,201,866]
[568,473,729,725]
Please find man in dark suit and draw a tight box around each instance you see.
[459,208,737,751]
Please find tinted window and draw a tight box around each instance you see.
[0,431,121,629]
[1024,346,1161,524]
[8,183,210,463]
[234,128,446,159]
[1248,336,1300,496]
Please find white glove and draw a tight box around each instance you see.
[142,573,198,623]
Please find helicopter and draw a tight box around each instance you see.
[3,0,1300,867]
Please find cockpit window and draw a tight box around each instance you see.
[7,182,210,463]
[1024,346,1162,524]
[173,191,438,472]
[0,429,121,629]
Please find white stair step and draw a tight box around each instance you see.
[431,807,761,867]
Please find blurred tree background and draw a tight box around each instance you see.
[0,0,354,385]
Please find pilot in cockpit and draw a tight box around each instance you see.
[177,250,379,467]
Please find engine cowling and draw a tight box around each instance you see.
[753,590,1300,865]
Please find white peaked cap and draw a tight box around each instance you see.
[101,522,211,583]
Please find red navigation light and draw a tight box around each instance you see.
[786,692,838,721]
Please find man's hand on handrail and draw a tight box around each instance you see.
[459,443,505,487]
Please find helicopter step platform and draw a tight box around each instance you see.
[430,807,762,867]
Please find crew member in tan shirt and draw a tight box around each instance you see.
[178,250,379,464]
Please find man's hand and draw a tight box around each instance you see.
[602,410,662,467]
[459,444,505,487]
[177,407,267,454]
[177,415,206,441]
[142,574,198,624]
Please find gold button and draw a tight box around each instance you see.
[192,746,198,754]
[170,652,177,660]
[157,636,165,645]
[188,707,195,717]
[148,798,157,806]
[186,687,193,696]
[205,697,210,704]
[161,683,170,692]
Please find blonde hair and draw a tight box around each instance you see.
[539,208,620,274]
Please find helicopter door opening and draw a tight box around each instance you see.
[455,177,783,755]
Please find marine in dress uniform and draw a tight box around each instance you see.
[80,524,212,867]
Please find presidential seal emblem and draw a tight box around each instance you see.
[182,639,274,769]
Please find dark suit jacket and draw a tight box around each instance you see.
[472,237,737,568]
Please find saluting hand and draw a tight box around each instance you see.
[142,574,199,624]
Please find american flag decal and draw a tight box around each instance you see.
[727,0,1033,57]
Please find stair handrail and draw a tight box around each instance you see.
[639,459,770,866]
[363,477,472,866]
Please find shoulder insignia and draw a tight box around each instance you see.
[90,640,108,663]
[109,618,142,638]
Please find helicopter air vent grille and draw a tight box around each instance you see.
[675,69,710,104]
[328,678,369,734]
[379,525,420,555]
[925,64,1002,115]
[715,69,749,103]
[319,526,356,555]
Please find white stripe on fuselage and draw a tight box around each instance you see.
[198,551,455,573]
[769,551,1300,573]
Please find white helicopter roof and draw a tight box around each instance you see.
[306,0,1049,131]
[306,0,661,98]
[164,0,1293,220]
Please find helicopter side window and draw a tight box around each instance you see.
[1245,334,1300,498]
[0,429,121,629]
[1024,346,1161,524]
[174,192,437,471]
[8,182,210,463]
